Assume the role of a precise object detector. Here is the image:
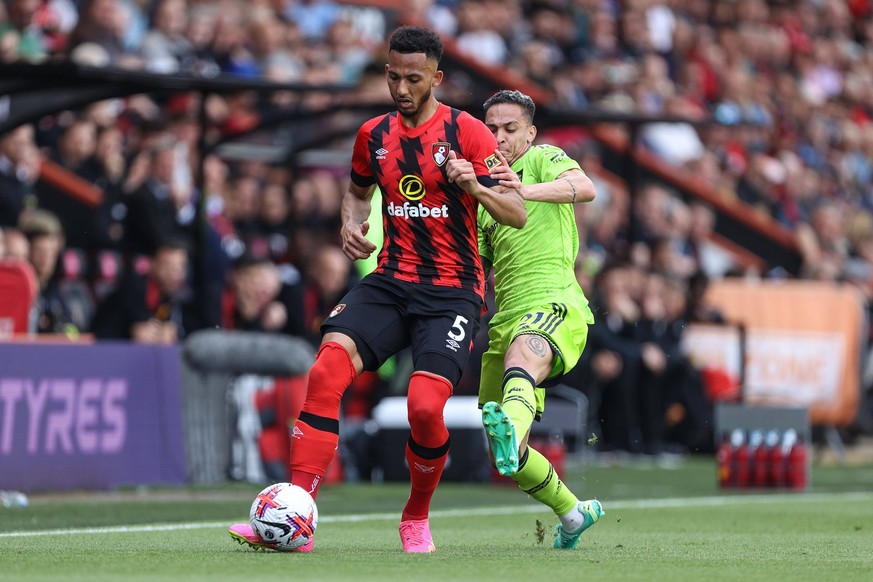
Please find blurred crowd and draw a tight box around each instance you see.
[2,0,873,459]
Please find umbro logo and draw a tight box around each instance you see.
[309,476,321,495]
[375,147,388,160]
[445,339,460,352]
[292,426,304,439]
[413,462,435,473]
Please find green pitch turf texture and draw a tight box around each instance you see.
[1,457,872,582]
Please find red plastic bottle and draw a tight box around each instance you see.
[716,431,733,488]
[749,430,768,488]
[767,430,786,488]
[732,429,750,488]
[786,432,807,490]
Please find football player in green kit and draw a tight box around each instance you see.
[477,90,604,549]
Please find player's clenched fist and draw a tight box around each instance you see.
[488,149,523,195]
[341,219,376,260]
[445,149,477,192]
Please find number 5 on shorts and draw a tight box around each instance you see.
[448,315,469,342]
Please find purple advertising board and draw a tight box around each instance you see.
[0,342,187,491]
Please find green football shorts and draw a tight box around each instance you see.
[478,299,593,418]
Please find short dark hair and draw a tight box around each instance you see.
[155,236,190,256]
[231,251,271,271]
[483,90,536,125]
[389,25,443,63]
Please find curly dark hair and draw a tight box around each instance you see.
[483,90,536,125]
[388,25,443,63]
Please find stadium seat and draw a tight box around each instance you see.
[92,249,124,300]
[0,259,39,336]
[132,254,152,276]
[61,248,88,281]
[58,248,96,331]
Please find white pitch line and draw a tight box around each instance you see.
[1,491,871,538]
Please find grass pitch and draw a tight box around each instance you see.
[1,457,872,582]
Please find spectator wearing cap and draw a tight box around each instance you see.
[20,209,93,335]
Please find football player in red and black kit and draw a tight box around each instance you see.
[228,25,527,554]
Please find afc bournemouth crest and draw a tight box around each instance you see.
[432,142,451,167]
[329,304,346,318]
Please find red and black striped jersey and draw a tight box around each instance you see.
[350,103,499,298]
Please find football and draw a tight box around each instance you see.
[249,482,318,551]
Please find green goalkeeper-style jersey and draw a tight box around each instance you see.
[478,144,590,320]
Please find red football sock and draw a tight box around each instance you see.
[401,440,449,521]
[289,342,356,499]
[401,372,452,521]
[300,342,357,417]
[289,419,338,499]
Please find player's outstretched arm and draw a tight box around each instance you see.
[446,150,527,229]
[520,169,596,204]
[340,181,378,261]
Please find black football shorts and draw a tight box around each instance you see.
[322,273,483,374]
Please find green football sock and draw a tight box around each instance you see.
[501,367,537,441]
[511,446,578,517]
